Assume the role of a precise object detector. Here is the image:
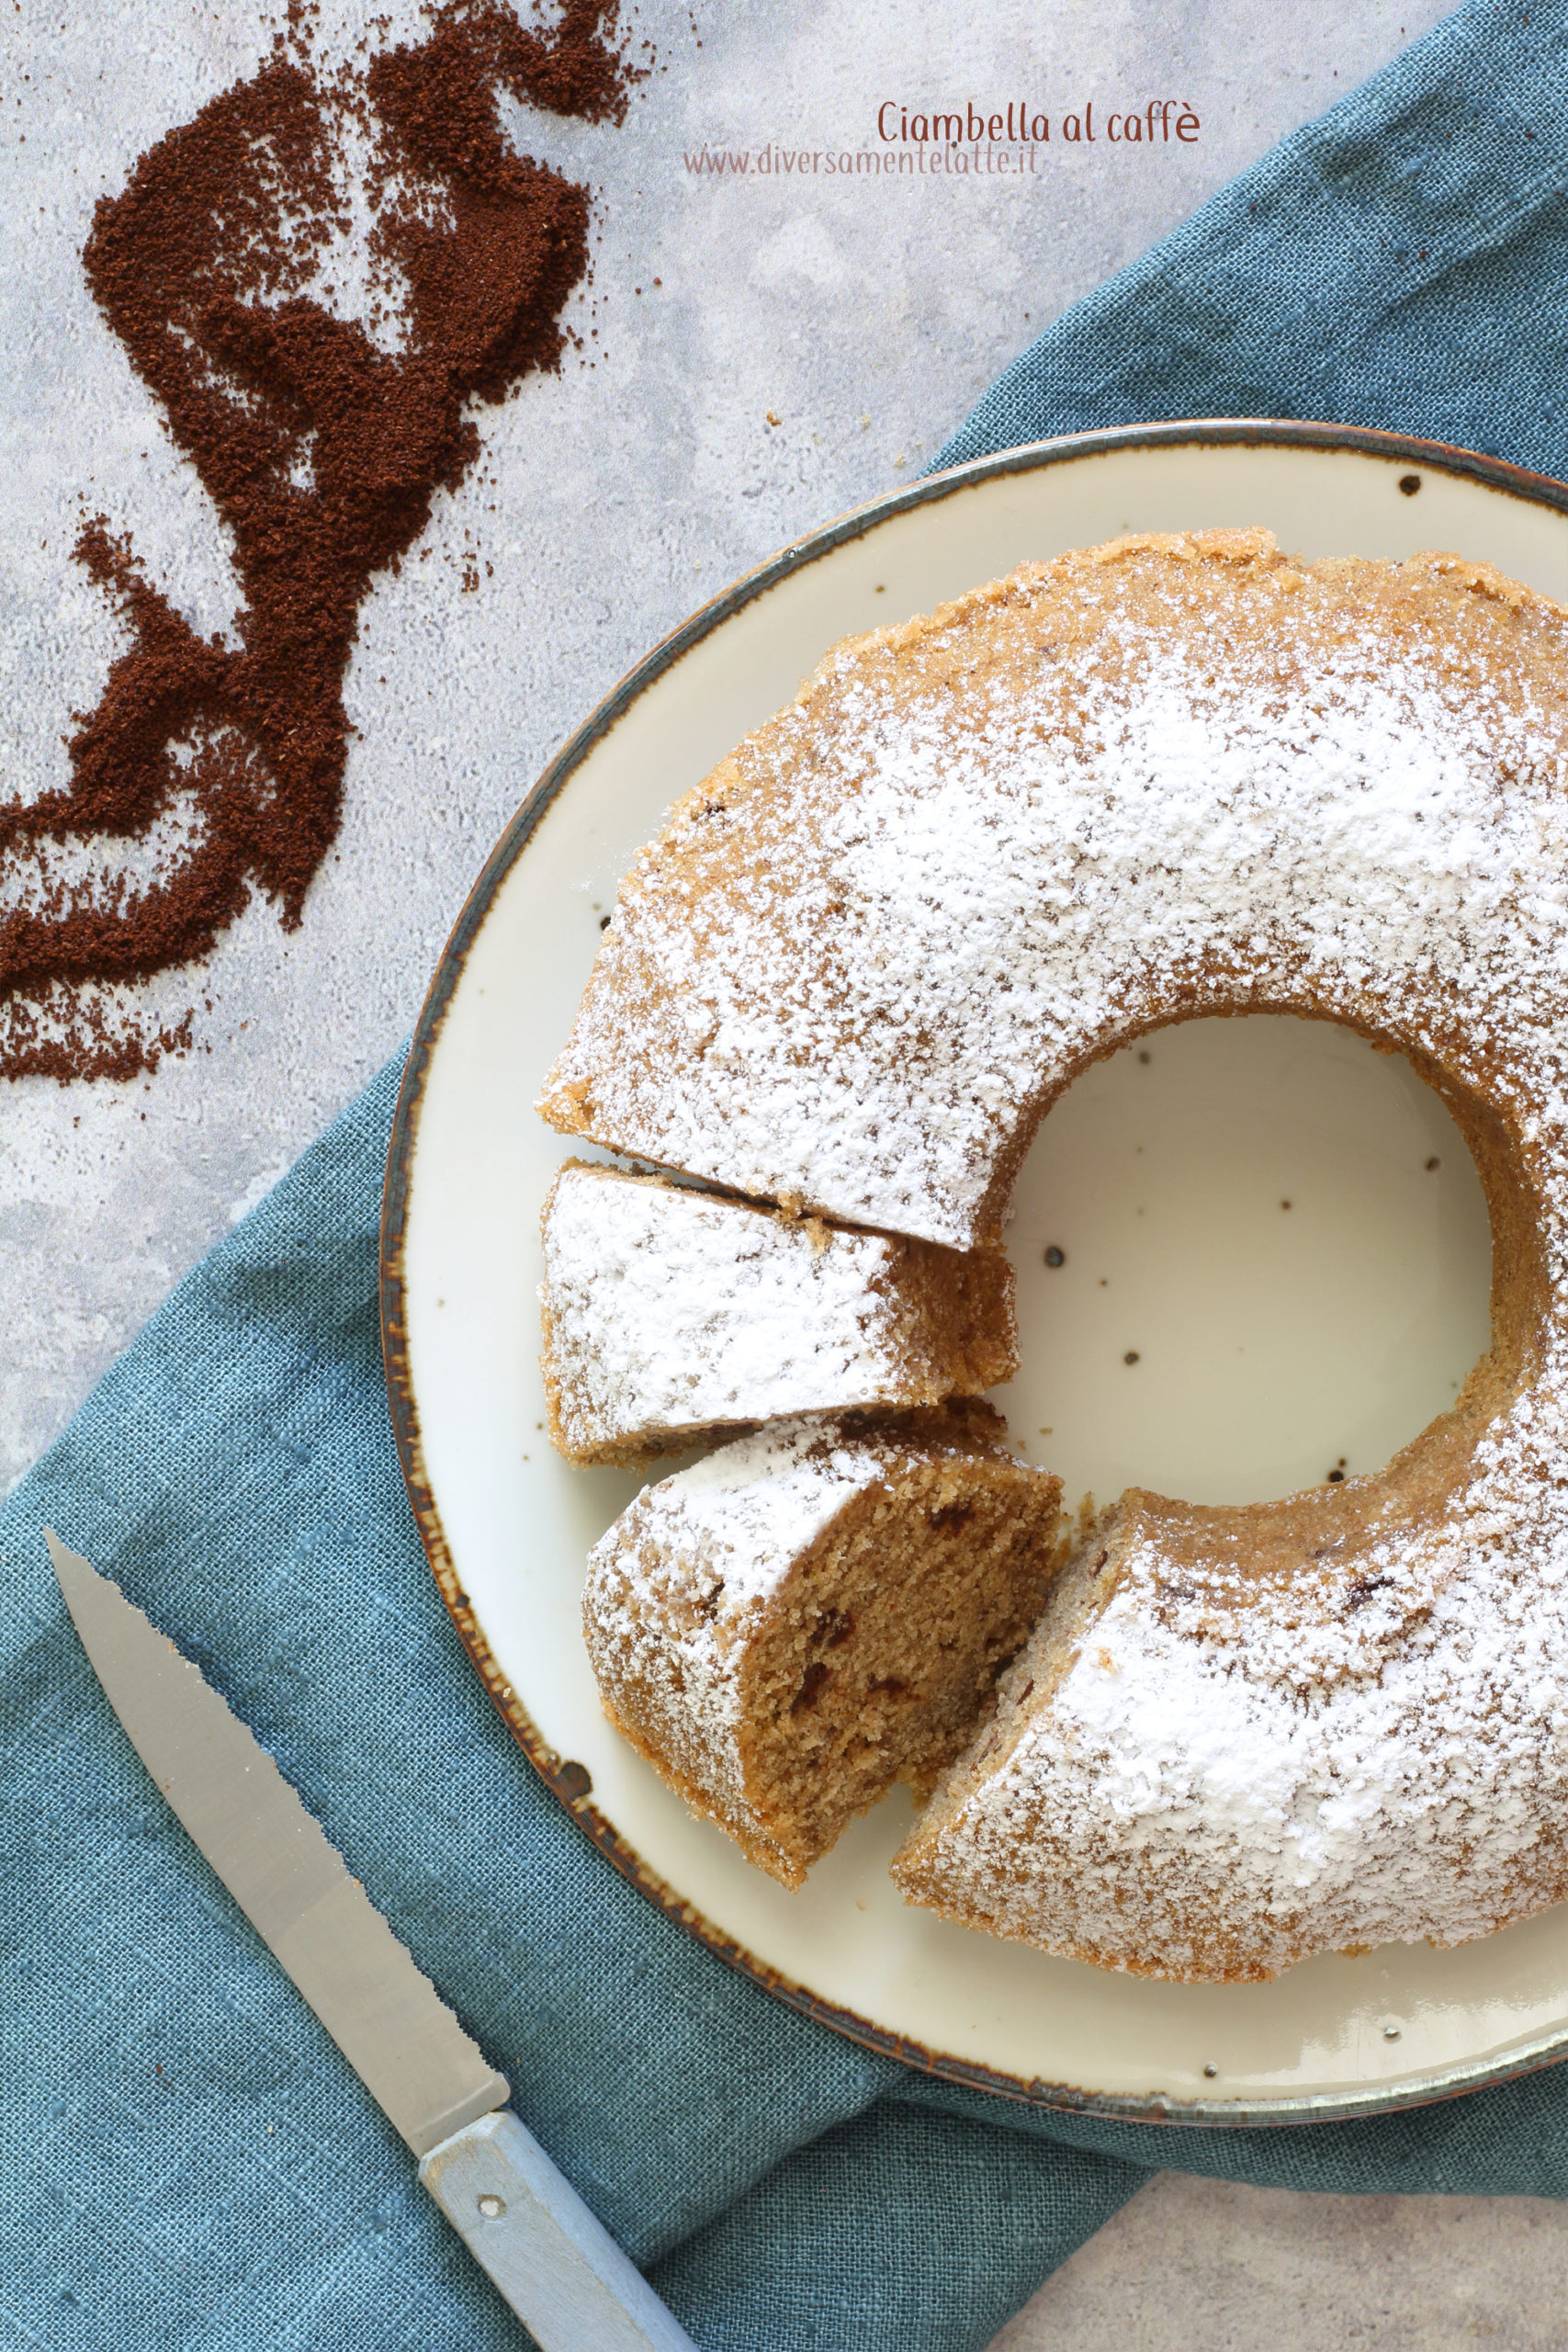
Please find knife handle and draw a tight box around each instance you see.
[419,2108,697,2352]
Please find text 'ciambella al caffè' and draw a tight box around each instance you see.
[874,99,1201,144]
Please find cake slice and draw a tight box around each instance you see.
[581,1402,1065,1888]
[539,1160,1016,1466]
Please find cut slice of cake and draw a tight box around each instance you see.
[539,1160,1017,1466]
[581,1402,1066,1888]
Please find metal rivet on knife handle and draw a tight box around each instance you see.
[421,2109,696,2352]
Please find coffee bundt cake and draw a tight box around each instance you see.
[539,1159,1016,1466]
[581,1405,1064,1889]
[544,529,1568,1980]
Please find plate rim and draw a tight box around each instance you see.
[380,415,1568,2128]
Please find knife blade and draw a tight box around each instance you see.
[46,1530,696,2352]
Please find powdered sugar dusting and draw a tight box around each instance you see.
[541,1163,949,1457]
[612,1416,882,1616]
[543,545,1568,1251]
[554,536,1568,1973]
[913,1391,1568,1974]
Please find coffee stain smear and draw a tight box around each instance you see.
[1,1,632,1081]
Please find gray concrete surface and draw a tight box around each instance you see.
[991,2169,1568,2350]
[10,0,1568,2343]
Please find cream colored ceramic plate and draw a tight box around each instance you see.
[383,423,1568,2122]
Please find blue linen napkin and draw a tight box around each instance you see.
[10,5,1568,2346]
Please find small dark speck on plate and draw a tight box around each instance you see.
[1425,1155,1439,1170]
[1328,1469,1345,1482]
[1280,1199,1292,1210]
[1044,1245,1066,1267]
[1137,1049,1151,1064]
[1123,1350,1140,1365]
[1398,472,1421,495]
[600,914,612,930]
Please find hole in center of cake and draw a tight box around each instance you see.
[994,1013,1492,1510]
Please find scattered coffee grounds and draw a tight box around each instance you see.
[2,0,631,1081]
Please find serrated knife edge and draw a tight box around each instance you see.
[45,1534,697,2351]
[45,1529,508,2156]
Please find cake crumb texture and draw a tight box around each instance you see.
[581,1403,1065,1888]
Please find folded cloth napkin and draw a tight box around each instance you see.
[9,5,1568,2347]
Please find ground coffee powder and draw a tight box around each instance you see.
[2,1,629,1080]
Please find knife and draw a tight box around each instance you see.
[45,1530,696,2352]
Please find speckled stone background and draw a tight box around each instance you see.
[8,0,1565,2339]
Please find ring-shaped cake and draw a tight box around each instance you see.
[540,529,1568,1982]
